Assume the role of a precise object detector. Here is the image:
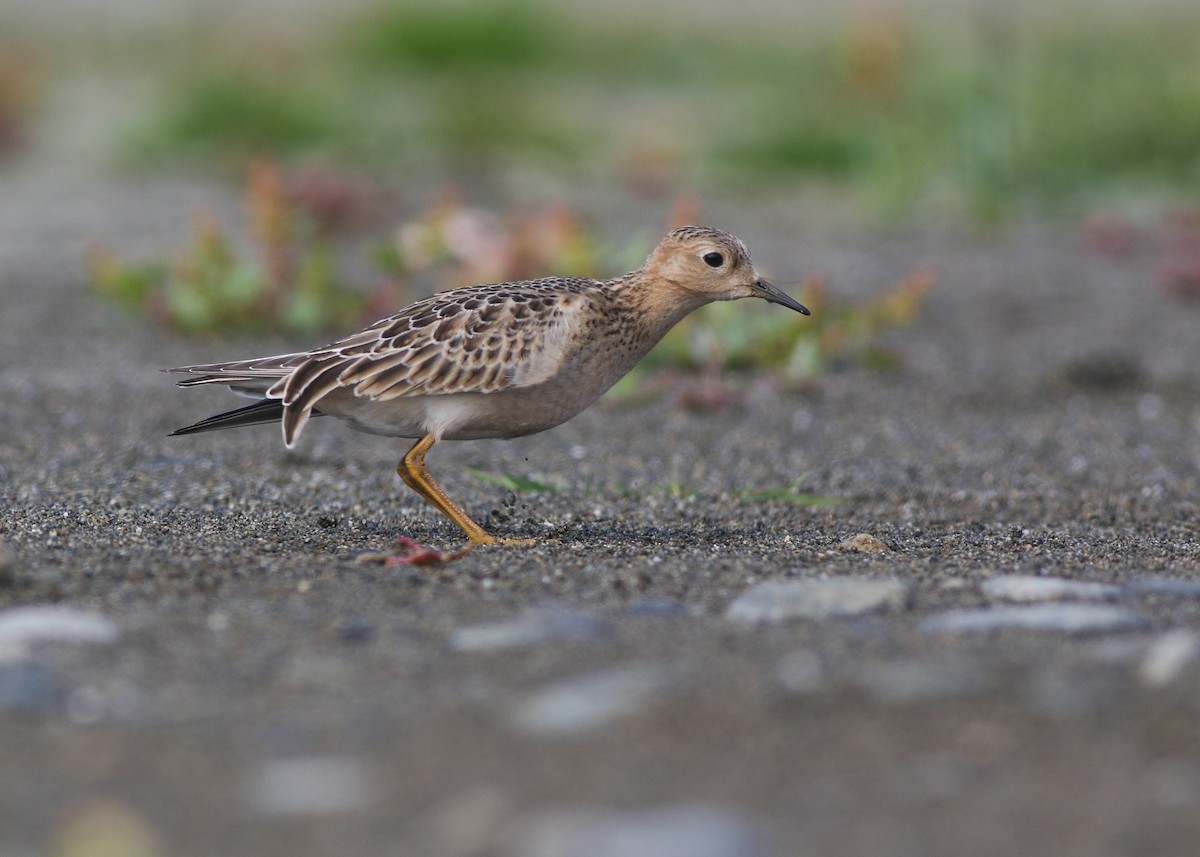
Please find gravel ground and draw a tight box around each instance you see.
[2,165,1200,857]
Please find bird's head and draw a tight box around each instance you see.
[643,226,810,315]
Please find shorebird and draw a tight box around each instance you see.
[166,226,809,545]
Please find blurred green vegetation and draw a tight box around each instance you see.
[465,467,559,493]
[346,0,557,71]
[135,73,347,160]
[644,271,936,383]
[105,1,1200,217]
[88,160,371,336]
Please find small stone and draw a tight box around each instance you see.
[1024,663,1124,718]
[451,607,608,652]
[839,533,889,554]
[336,619,374,644]
[0,663,62,713]
[726,577,908,623]
[1138,630,1200,687]
[0,606,118,644]
[775,649,827,694]
[512,805,767,857]
[981,575,1121,602]
[1124,577,1200,599]
[920,604,1149,635]
[65,684,109,725]
[510,666,669,736]
[249,756,370,816]
[1061,354,1143,391]
[854,656,990,704]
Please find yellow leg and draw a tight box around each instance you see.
[397,434,519,546]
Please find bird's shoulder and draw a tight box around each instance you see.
[354,276,605,349]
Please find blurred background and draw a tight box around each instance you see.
[0,0,1198,351]
[4,0,1199,211]
[1,0,1198,371]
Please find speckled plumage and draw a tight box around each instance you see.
[167,226,809,545]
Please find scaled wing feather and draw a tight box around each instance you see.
[267,280,594,444]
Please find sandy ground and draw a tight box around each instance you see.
[2,163,1200,857]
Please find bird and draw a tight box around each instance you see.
[165,226,810,546]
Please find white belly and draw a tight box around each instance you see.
[317,384,603,441]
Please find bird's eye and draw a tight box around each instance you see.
[702,252,724,268]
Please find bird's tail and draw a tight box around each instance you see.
[169,399,290,436]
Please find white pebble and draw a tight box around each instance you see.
[513,805,766,857]
[1138,630,1200,687]
[726,578,908,623]
[249,756,370,816]
[775,649,826,694]
[920,604,1148,635]
[0,606,118,644]
[450,608,607,652]
[855,657,989,704]
[511,666,668,736]
[981,575,1120,602]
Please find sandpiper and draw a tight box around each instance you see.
[166,226,810,545]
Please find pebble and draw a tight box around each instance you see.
[920,604,1149,635]
[981,575,1121,602]
[1138,630,1200,687]
[726,577,908,623]
[0,606,119,644]
[512,805,766,857]
[65,684,111,725]
[248,756,370,816]
[854,656,991,704]
[1123,577,1200,599]
[775,649,827,694]
[838,533,889,554]
[1024,663,1124,718]
[335,618,374,644]
[0,662,62,713]
[451,607,609,652]
[510,666,669,736]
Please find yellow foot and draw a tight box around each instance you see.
[470,533,536,547]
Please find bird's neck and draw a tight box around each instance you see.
[608,272,709,337]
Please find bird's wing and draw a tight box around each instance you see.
[163,352,312,393]
[269,279,596,444]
